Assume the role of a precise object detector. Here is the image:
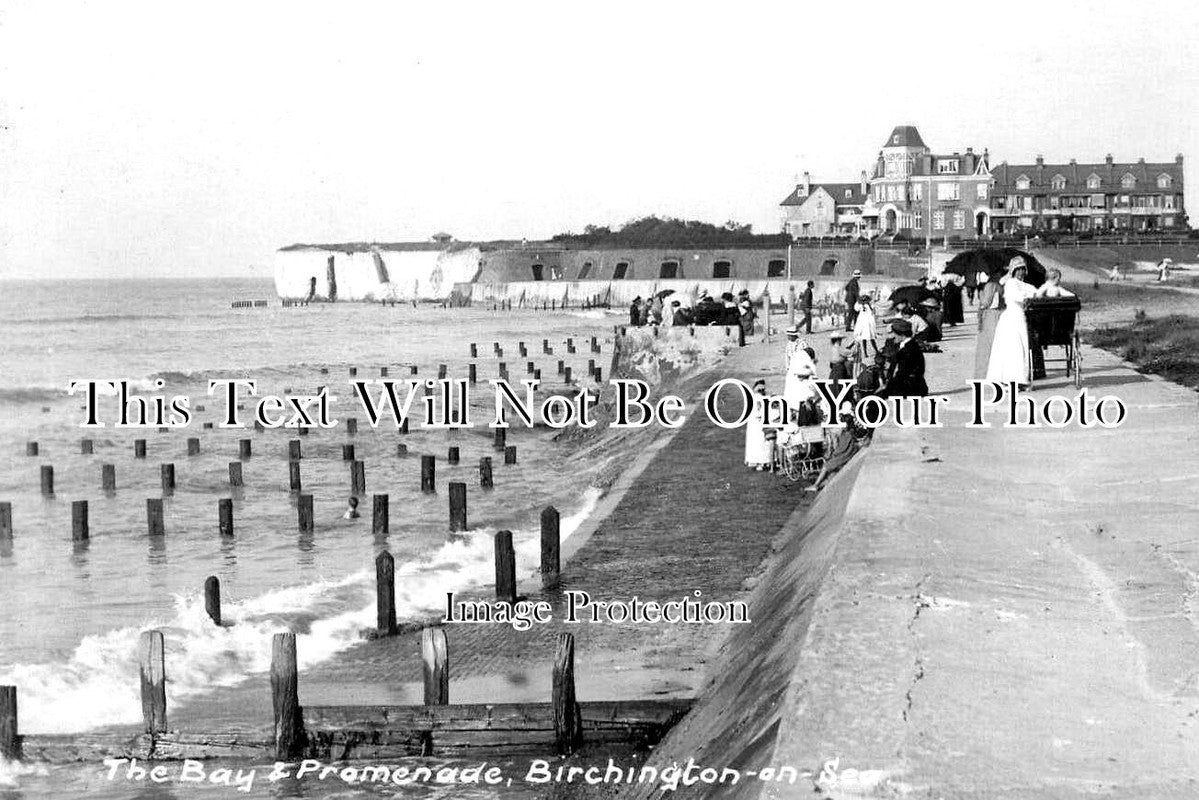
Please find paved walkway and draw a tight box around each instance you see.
[760,314,1199,797]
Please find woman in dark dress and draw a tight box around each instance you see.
[941,276,964,326]
[629,297,642,326]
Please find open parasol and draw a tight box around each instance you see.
[889,285,936,307]
[943,248,1046,287]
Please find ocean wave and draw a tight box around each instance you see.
[0,386,65,404]
[4,312,181,327]
[0,488,602,734]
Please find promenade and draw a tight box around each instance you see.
[633,314,1199,799]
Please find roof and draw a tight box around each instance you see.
[991,159,1184,192]
[884,125,926,149]
[780,182,867,207]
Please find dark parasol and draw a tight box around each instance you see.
[943,248,1046,287]
[888,285,936,307]
[654,288,676,300]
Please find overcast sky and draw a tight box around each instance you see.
[1,0,1196,279]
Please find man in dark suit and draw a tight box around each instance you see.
[881,320,928,397]
[800,281,814,333]
[844,270,861,331]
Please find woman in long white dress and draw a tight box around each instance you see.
[985,264,1037,386]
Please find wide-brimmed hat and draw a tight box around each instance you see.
[829,331,845,340]
[1008,255,1027,270]
[852,269,862,277]
[785,325,799,335]
[891,320,913,336]
[920,297,940,308]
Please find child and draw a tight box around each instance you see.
[852,294,879,370]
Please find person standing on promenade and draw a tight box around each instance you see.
[744,379,774,471]
[986,261,1036,387]
[974,268,1004,379]
[941,274,964,326]
[852,294,879,373]
[801,280,815,333]
[844,270,861,331]
[881,320,928,397]
[629,297,642,327]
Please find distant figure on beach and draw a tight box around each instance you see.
[1035,268,1075,298]
[671,300,690,327]
[343,496,360,520]
[649,295,664,325]
[880,320,928,397]
[800,280,814,333]
[738,298,756,339]
[974,270,1003,379]
[629,297,642,327]
[1157,258,1172,282]
[844,270,861,331]
[1106,264,1123,281]
[986,259,1036,387]
[305,276,317,303]
[744,379,774,471]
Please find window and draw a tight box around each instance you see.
[1021,196,1034,211]
[913,211,922,229]
[612,262,629,280]
[767,259,786,277]
[953,210,965,230]
[1091,194,1106,208]
[933,210,945,230]
[710,260,729,279]
[1164,195,1176,209]
[1164,216,1175,227]
[1157,173,1173,189]
[1049,195,1060,210]
[886,185,898,202]
[1016,175,1031,191]
[577,261,592,280]
[937,182,959,201]
[938,159,959,174]
[1121,172,1136,189]
[1051,174,1067,190]
[844,188,853,199]
[912,182,923,201]
[660,260,680,279]
[1087,173,1102,189]
[977,183,988,200]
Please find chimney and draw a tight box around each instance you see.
[1177,153,1185,164]
[802,171,811,196]
[860,170,868,195]
[1035,154,1044,166]
[966,147,974,154]
[1138,157,1146,164]
[1069,158,1076,165]
[1105,153,1113,165]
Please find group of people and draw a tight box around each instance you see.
[975,257,1074,386]
[628,290,758,340]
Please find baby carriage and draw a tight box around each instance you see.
[1025,296,1082,389]
[773,398,834,483]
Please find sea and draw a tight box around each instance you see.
[0,278,629,798]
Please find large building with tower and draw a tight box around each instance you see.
[781,125,1186,239]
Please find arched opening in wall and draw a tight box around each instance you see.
[613,262,630,280]
[819,258,838,276]
[767,259,786,278]
[712,260,731,279]
[531,264,544,281]
[660,260,680,279]
[577,261,593,280]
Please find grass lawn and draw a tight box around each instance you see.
[1087,313,1199,390]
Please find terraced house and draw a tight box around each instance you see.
[988,155,1186,234]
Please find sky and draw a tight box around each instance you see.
[1,0,1196,279]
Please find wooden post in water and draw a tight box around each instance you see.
[376,551,396,636]
[298,494,314,532]
[139,630,167,734]
[147,498,164,536]
[0,685,18,759]
[396,443,408,457]
[494,530,516,604]
[541,505,560,589]
[0,503,11,541]
[26,442,38,457]
[346,418,358,436]
[468,363,477,384]
[204,576,221,625]
[421,627,449,705]
[420,455,435,494]
[493,427,506,451]
[71,500,88,541]
[448,482,467,532]
[289,461,301,493]
[227,462,243,487]
[134,439,147,458]
[372,494,389,536]
[161,464,174,494]
[218,498,233,537]
[342,444,355,461]
[350,460,366,495]
[505,445,517,465]
[187,438,200,456]
[270,633,304,760]
[101,464,116,491]
[552,633,582,755]
[288,440,301,461]
[478,457,493,489]
[470,343,477,358]
[239,439,251,459]
[81,438,94,455]
[564,366,572,384]
[447,446,460,465]
[41,465,54,496]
